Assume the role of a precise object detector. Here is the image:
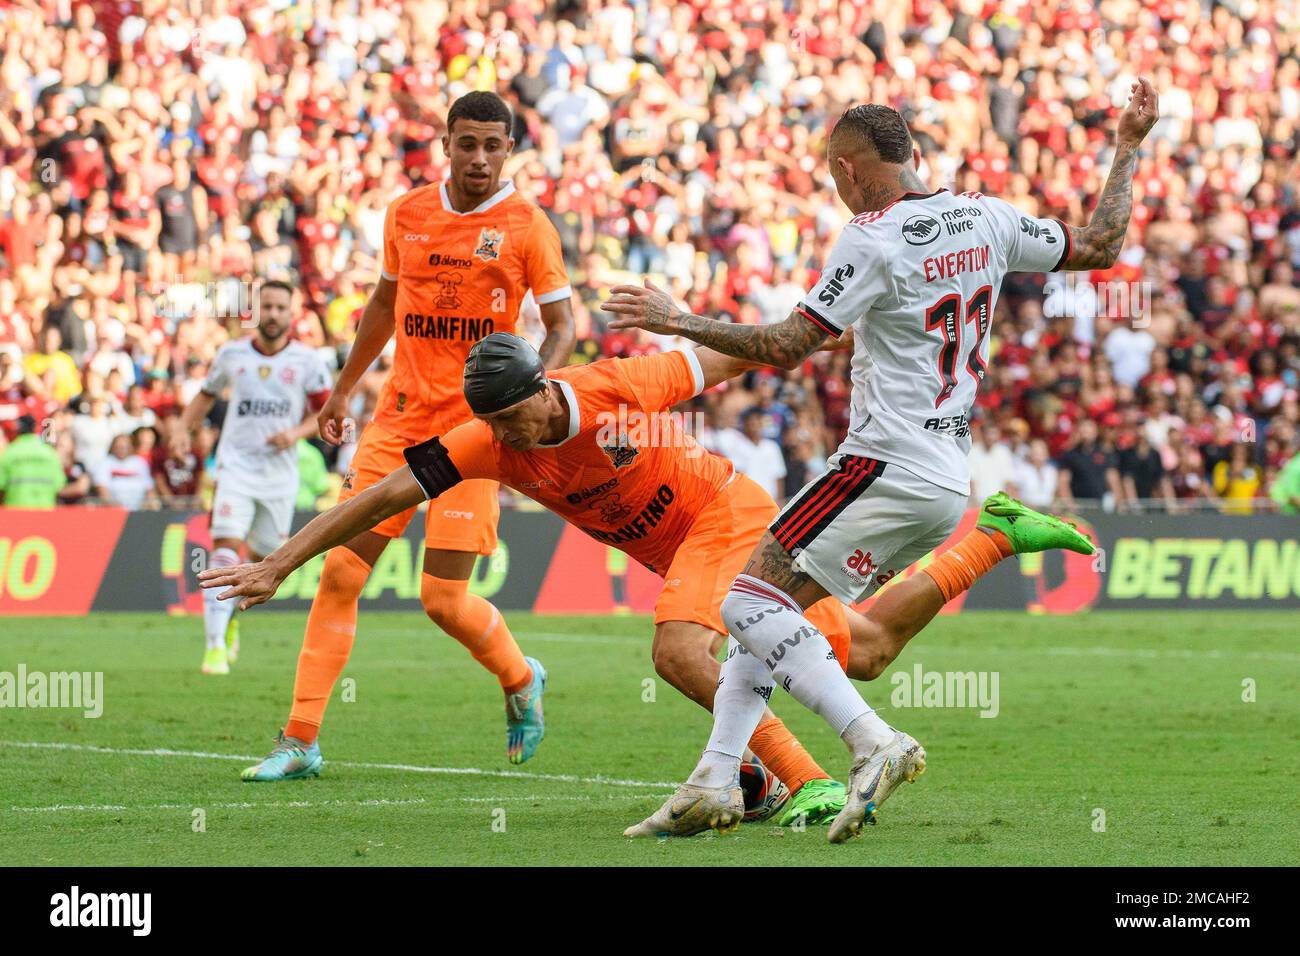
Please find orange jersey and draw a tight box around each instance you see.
[430,350,734,575]
[377,179,571,441]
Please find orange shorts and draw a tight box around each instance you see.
[340,420,499,555]
[655,473,851,670]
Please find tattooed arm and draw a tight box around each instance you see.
[1061,78,1160,270]
[601,280,827,371]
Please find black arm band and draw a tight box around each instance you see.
[402,436,463,500]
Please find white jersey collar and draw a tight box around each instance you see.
[440,179,516,216]
[536,378,580,448]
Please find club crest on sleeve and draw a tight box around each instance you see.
[474,227,504,261]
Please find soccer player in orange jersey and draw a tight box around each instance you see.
[203,334,981,826]
[248,91,576,777]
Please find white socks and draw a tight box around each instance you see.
[202,547,240,650]
[686,638,773,789]
[721,574,893,757]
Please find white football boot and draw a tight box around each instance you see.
[624,781,746,838]
[827,729,927,844]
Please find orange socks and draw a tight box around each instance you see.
[286,547,372,743]
[922,528,1014,603]
[421,574,532,694]
[749,717,831,793]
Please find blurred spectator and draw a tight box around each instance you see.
[69,394,118,471]
[1213,442,1262,515]
[1118,429,1175,510]
[1057,419,1122,507]
[969,422,1017,503]
[24,327,81,405]
[716,408,786,501]
[91,432,155,510]
[0,414,64,508]
[1012,438,1058,509]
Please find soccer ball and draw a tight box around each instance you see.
[738,756,791,822]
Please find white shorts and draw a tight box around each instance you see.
[769,454,967,604]
[210,485,295,557]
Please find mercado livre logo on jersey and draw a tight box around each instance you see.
[901,214,940,245]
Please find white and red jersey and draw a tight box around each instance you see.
[201,339,332,498]
[798,188,1070,495]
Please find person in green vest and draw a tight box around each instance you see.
[295,439,329,511]
[1271,448,1300,514]
[0,415,66,509]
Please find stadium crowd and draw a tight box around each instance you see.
[1,0,1299,515]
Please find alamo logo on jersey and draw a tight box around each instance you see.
[600,432,639,469]
[474,228,504,261]
[901,215,941,246]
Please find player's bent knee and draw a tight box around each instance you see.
[651,643,694,689]
[420,575,472,629]
[317,548,372,602]
[719,586,748,628]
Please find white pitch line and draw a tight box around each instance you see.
[1041,645,1300,663]
[0,740,679,789]
[7,793,668,814]
[904,644,1300,664]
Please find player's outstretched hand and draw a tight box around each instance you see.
[601,279,683,334]
[316,391,352,446]
[197,561,284,611]
[1117,77,1159,147]
[265,430,296,450]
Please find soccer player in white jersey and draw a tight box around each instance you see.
[605,79,1158,841]
[175,280,333,675]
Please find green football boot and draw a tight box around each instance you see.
[772,778,848,827]
[225,616,240,665]
[201,645,229,676]
[977,492,1095,556]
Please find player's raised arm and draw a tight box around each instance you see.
[198,466,426,609]
[537,297,576,369]
[602,279,828,371]
[317,274,397,445]
[525,210,578,369]
[1058,78,1159,270]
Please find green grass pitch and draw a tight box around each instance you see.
[1,610,1296,866]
